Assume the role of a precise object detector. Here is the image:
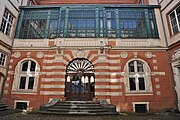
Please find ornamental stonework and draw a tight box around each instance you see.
[120,52,128,58]
[37,52,44,58]
[172,49,180,60]
[145,52,153,59]
[75,49,85,58]
[14,52,21,58]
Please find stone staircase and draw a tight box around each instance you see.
[0,101,9,111]
[39,101,117,115]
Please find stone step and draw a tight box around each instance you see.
[52,105,103,109]
[55,103,101,106]
[39,110,117,115]
[39,100,117,115]
[0,101,9,112]
[56,101,99,105]
[46,108,107,112]
[0,107,9,111]
[0,104,8,109]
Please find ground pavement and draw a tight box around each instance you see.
[0,111,180,120]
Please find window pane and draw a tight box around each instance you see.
[129,78,136,90]
[137,61,144,72]
[28,77,34,89]
[22,61,28,71]
[67,10,96,38]
[139,77,145,90]
[170,12,175,20]
[49,20,58,38]
[0,53,6,66]
[0,8,14,36]
[19,77,26,89]
[129,61,135,72]
[172,25,179,34]
[119,10,147,38]
[30,61,36,71]
[176,6,180,16]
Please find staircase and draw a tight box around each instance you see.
[0,101,9,111]
[39,101,117,115]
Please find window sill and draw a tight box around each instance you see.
[125,91,153,96]
[11,90,37,95]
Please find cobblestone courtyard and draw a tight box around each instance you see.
[0,111,180,120]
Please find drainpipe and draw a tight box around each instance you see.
[157,0,178,111]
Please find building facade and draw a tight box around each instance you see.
[2,0,177,112]
[159,0,180,111]
[0,0,22,99]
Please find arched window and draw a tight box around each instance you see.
[19,60,36,90]
[12,59,40,92]
[125,59,152,93]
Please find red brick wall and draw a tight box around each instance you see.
[2,47,176,112]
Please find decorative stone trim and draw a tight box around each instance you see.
[26,52,31,57]
[120,52,128,58]
[155,84,160,89]
[40,91,64,95]
[3,90,8,94]
[153,66,158,70]
[172,48,180,60]
[155,78,159,82]
[75,49,86,58]
[156,91,161,95]
[145,52,153,59]
[37,52,44,58]
[133,52,138,58]
[153,59,157,63]
[14,52,21,58]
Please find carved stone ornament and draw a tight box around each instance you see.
[172,49,180,60]
[145,52,153,59]
[120,52,128,58]
[14,52,21,58]
[75,49,85,58]
[37,52,44,58]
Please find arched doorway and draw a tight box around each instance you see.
[65,58,95,101]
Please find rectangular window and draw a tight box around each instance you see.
[28,77,34,89]
[135,104,147,113]
[129,78,136,90]
[106,11,116,38]
[19,77,26,89]
[22,61,28,71]
[15,102,27,110]
[30,61,36,71]
[139,77,145,90]
[49,20,58,38]
[67,10,96,38]
[170,5,180,35]
[129,62,135,72]
[0,8,14,36]
[19,10,47,39]
[119,10,148,38]
[0,52,6,67]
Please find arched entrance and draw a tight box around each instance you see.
[65,58,95,101]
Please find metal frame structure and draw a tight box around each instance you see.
[15,4,160,39]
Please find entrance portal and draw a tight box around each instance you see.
[65,58,95,101]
